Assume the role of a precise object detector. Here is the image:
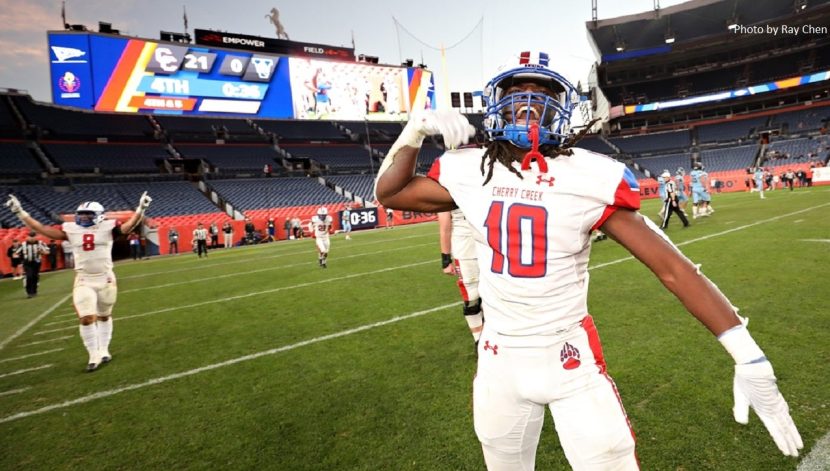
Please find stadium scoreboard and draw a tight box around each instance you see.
[48,31,435,120]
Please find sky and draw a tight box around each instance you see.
[0,0,689,104]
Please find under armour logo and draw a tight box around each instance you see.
[483,340,498,355]
[536,175,555,187]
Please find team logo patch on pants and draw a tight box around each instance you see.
[560,342,581,370]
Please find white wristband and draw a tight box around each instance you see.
[718,324,766,364]
[16,209,30,221]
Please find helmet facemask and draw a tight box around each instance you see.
[484,59,579,149]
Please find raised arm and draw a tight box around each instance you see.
[5,195,67,240]
[121,192,152,234]
[601,209,803,458]
[374,110,474,212]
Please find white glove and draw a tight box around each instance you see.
[5,194,29,219]
[136,191,152,215]
[410,109,476,150]
[733,361,803,457]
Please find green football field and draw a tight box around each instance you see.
[1,187,828,470]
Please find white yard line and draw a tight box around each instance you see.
[120,242,434,294]
[17,335,74,348]
[1,201,827,423]
[0,387,31,397]
[33,260,435,335]
[0,294,71,351]
[0,364,53,379]
[44,318,78,327]
[796,430,830,471]
[0,303,459,425]
[120,233,433,280]
[0,348,63,364]
[799,239,830,243]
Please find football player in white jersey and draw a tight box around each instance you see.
[5,192,152,372]
[311,206,333,268]
[375,51,801,469]
[439,209,484,348]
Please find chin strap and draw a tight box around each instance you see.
[520,123,547,173]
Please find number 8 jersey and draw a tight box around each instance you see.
[62,219,119,275]
[427,147,640,336]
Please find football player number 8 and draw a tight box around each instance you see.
[484,201,548,278]
[82,234,95,251]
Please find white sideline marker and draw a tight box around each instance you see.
[0,387,31,397]
[1,201,828,423]
[0,364,53,379]
[17,335,74,348]
[0,348,63,364]
[0,303,459,424]
[32,260,435,334]
[796,430,830,471]
[0,294,71,351]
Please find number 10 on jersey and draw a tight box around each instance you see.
[484,201,548,278]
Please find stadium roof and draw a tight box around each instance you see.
[587,0,830,61]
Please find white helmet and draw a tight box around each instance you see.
[317,206,328,217]
[75,201,105,227]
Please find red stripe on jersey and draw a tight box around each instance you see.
[453,259,470,302]
[590,205,617,232]
[427,158,441,182]
[613,177,641,211]
[582,315,640,467]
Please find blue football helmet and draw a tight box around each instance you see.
[75,201,105,227]
[483,51,580,149]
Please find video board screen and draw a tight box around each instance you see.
[47,32,435,120]
[289,58,414,121]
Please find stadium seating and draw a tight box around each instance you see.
[325,174,376,202]
[769,108,829,133]
[280,144,375,172]
[577,135,616,154]
[0,141,43,177]
[156,116,263,142]
[0,185,52,228]
[699,144,759,172]
[633,152,692,175]
[255,120,348,141]
[765,137,828,166]
[176,144,282,174]
[11,96,155,140]
[338,121,403,141]
[42,142,168,174]
[117,181,222,217]
[609,130,691,154]
[0,97,21,137]
[697,117,768,143]
[208,177,349,211]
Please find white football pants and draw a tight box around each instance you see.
[474,315,638,471]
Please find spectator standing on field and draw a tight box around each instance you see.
[47,239,58,271]
[168,227,179,254]
[128,231,141,260]
[267,217,276,241]
[7,238,23,279]
[209,222,220,248]
[283,217,292,240]
[222,221,233,248]
[244,217,255,244]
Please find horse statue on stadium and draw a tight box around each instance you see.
[265,8,289,40]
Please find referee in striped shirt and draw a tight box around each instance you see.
[193,222,209,258]
[16,231,49,298]
[660,171,690,230]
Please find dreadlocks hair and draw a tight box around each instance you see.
[480,118,601,186]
